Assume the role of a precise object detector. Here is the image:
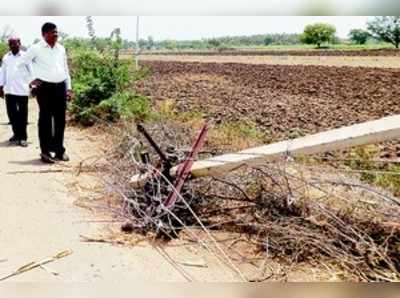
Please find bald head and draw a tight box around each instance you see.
[8,37,21,55]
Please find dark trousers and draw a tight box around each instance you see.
[36,81,67,155]
[5,94,28,141]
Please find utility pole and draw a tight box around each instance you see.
[135,16,140,69]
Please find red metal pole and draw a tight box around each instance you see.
[164,122,209,209]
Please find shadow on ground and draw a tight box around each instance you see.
[8,158,45,166]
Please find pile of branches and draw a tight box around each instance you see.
[98,120,400,281]
[99,121,207,237]
[195,163,400,281]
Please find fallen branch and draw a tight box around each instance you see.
[80,234,126,245]
[0,250,72,282]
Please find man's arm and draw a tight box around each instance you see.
[19,45,36,65]
[63,48,73,100]
[18,46,37,85]
[24,59,35,86]
[0,58,7,98]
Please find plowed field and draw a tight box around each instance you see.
[141,54,400,68]
[137,61,400,144]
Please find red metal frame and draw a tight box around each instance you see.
[164,122,209,208]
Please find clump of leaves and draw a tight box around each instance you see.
[69,48,149,125]
[96,91,151,122]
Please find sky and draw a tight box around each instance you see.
[0,16,372,45]
[2,0,398,16]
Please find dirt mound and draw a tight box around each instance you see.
[137,61,400,144]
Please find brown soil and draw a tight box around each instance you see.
[141,54,400,68]
[137,61,400,146]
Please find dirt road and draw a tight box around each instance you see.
[0,100,240,282]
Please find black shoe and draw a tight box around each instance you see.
[54,153,70,162]
[9,135,17,143]
[19,140,28,147]
[40,153,55,164]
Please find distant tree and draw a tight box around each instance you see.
[208,38,221,48]
[264,35,274,46]
[349,29,370,44]
[165,39,177,50]
[121,39,135,49]
[138,38,147,49]
[63,37,91,51]
[331,36,342,44]
[149,33,302,50]
[367,16,400,48]
[146,36,154,50]
[110,28,122,60]
[85,16,96,48]
[301,23,336,48]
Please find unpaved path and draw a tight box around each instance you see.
[0,100,240,282]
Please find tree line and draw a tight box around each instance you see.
[135,16,400,50]
[302,16,400,48]
[0,16,399,57]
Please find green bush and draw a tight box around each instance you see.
[97,91,151,122]
[63,38,92,51]
[69,48,148,125]
[0,42,8,64]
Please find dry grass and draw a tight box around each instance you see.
[154,99,267,151]
[208,122,267,151]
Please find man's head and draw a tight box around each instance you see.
[41,22,58,46]
[8,37,21,55]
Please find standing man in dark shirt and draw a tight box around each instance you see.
[20,22,73,163]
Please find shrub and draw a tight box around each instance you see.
[69,48,148,125]
[0,42,8,64]
[97,91,151,122]
[63,38,92,51]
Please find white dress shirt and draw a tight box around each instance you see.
[0,51,33,96]
[21,40,71,90]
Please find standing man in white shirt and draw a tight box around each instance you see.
[0,37,32,147]
[21,22,73,163]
